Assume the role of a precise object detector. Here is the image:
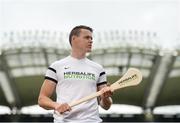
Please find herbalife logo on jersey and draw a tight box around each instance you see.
[64,71,95,80]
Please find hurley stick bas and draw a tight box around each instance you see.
[55,67,142,116]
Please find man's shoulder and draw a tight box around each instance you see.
[50,56,70,66]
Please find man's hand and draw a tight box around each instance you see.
[100,86,113,98]
[55,103,71,114]
[98,85,113,110]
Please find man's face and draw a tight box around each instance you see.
[72,29,93,53]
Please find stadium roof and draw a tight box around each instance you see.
[0,0,179,48]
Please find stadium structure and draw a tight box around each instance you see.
[0,30,180,122]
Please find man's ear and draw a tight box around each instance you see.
[72,35,76,41]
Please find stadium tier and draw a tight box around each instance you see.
[0,30,180,122]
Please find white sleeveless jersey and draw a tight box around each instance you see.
[45,56,107,123]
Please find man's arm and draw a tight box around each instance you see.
[38,79,71,113]
[38,79,58,110]
[97,83,113,110]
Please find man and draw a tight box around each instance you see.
[38,25,113,123]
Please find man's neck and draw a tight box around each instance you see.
[71,50,86,59]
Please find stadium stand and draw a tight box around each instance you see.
[0,30,180,122]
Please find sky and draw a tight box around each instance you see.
[0,0,179,48]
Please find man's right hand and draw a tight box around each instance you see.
[55,103,72,114]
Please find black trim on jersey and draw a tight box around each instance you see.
[99,72,105,77]
[48,67,56,73]
[97,81,107,86]
[45,76,58,84]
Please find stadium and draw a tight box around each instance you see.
[0,29,180,122]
